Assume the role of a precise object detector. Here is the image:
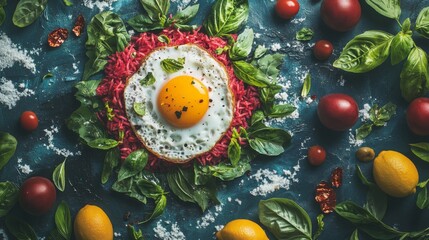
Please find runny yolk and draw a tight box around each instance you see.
[157,75,209,128]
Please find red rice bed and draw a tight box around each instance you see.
[96,28,260,170]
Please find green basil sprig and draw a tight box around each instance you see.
[416,7,429,39]
[400,47,429,102]
[74,80,102,109]
[410,142,429,162]
[416,179,429,209]
[301,73,311,98]
[229,28,254,60]
[364,0,401,20]
[194,159,251,184]
[12,0,47,27]
[117,149,148,182]
[128,225,145,240]
[296,27,314,41]
[160,58,185,73]
[140,72,156,86]
[390,19,413,65]
[53,160,67,192]
[54,201,72,240]
[203,0,249,37]
[355,102,396,140]
[5,216,38,240]
[0,181,19,217]
[350,229,360,240]
[0,131,17,171]
[254,45,268,59]
[101,148,120,184]
[0,0,7,26]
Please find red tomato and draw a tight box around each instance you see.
[275,0,300,20]
[317,93,358,131]
[313,40,334,61]
[308,145,327,166]
[407,97,429,136]
[19,177,56,215]
[20,111,39,131]
[320,0,361,32]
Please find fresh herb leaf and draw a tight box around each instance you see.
[194,159,251,184]
[369,102,396,126]
[66,105,108,144]
[140,194,167,223]
[127,225,145,240]
[117,149,149,181]
[87,138,119,150]
[5,216,38,240]
[296,27,314,41]
[400,47,429,102]
[53,160,67,192]
[232,61,270,87]
[140,72,156,86]
[128,14,165,33]
[301,73,311,97]
[416,7,429,39]
[356,165,372,186]
[267,104,296,118]
[247,123,291,156]
[0,181,19,217]
[74,80,102,109]
[0,7,5,26]
[55,201,72,240]
[313,214,325,240]
[63,0,73,6]
[365,185,387,221]
[228,137,241,166]
[229,28,254,60]
[258,198,312,240]
[101,148,120,184]
[257,53,284,80]
[410,142,429,162]
[390,25,414,65]
[417,186,429,209]
[203,0,249,36]
[157,35,170,44]
[172,4,199,24]
[0,131,17,171]
[334,30,393,73]
[139,0,170,21]
[133,102,146,116]
[12,0,48,27]
[172,23,197,31]
[160,58,185,73]
[364,0,401,19]
[254,45,267,59]
[356,123,374,140]
[350,229,359,240]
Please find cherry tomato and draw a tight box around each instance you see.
[317,93,358,131]
[308,145,327,166]
[407,97,429,136]
[320,0,361,32]
[313,40,334,61]
[275,0,300,20]
[20,111,39,131]
[19,177,56,215]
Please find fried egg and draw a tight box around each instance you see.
[124,44,234,163]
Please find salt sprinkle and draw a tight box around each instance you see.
[0,32,40,74]
[291,17,306,24]
[0,228,9,240]
[337,75,346,86]
[153,221,186,240]
[234,198,242,205]
[83,0,117,11]
[114,232,122,237]
[196,204,223,229]
[43,125,82,157]
[0,78,35,109]
[359,103,371,121]
[214,225,224,231]
[18,164,33,175]
[271,43,282,52]
[348,130,364,147]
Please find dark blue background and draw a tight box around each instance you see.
[1,0,429,239]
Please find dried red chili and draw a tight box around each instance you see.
[48,28,68,48]
[315,181,336,214]
[72,14,85,37]
[330,167,343,188]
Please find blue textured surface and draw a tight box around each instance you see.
[1,0,429,239]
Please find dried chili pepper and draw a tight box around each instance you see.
[72,14,85,37]
[315,181,336,214]
[330,167,343,188]
[48,28,69,48]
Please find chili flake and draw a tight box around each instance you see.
[315,181,336,214]
[48,28,69,48]
[331,167,343,188]
[72,14,85,37]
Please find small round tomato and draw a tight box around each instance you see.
[20,111,39,131]
[317,93,358,131]
[313,40,334,61]
[308,145,327,166]
[275,0,300,20]
[19,177,56,215]
[407,97,429,136]
[320,0,361,32]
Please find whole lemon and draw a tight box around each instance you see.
[74,204,113,240]
[216,219,269,240]
[373,150,419,197]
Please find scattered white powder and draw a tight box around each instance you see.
[114,232,122,237]
[0,228,9,240]
[214,225,224,231]
[234,198,242,205]
[73,62,80,74]
[0,32,39,73]
[249,162,300,196]
[43,125,82,157]
[348,129,364,147]
[153,221,186,240]
[0,78,35,109]
[18,163,33,174]
[227,197,232,202]
[359,103,371,121]
[337,75,346,86]
[255,33,262,39]
[271,43,282,52]
[196,204,223,229]
[83,0,118,11]
[291,17,306,24]
[305,97,314,104]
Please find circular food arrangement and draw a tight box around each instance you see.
[0,0,429,239]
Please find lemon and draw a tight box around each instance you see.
[216,219,269,240]
[373,150,419,197]
[74,204,113,240]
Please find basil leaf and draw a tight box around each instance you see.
[63,0,73,6]
[133,102,146,116]
[335,201,405,239]
[228,138,241,166]
[195,160,251,184]
[254,45,268,59]
[55,201,72,240]
[249,138,284,156]
[400,47,429,102]
[139,72,156,86]
[247,123,291,156]
[334,30,393,73]
[139,0,170,21]
[172,4,199,24]
[257,53,284,80]
[203,0,249,36]
[267,104,297,118]
[160,58,185,73]
[364,0,401,19]
[229,28,254,60]
[87,138,119,150]
[135,178,164,199]
[112,178,147,204]
[117,149,149,181]
[141,195,167,223]
[172,23,198,31]
[356,165,372,186]
[12,0,47,27]
[0,131,17,170]
[364,185,387,221]
[370,102,397,126]
[101,148,120,184]
[128,14,165,33]
[296,27,314,41]
[67,105,108,144]
[0,8,5,26]
[313,214,325,240]
[390,31,414,65]
[258,198,312,240]
[410,142,429,162]
[350,229,359,240]
[417,186,429,209]
[416,7,429,39]
[0,181,19,217]
[53,160,67,192]
[250,110,265,126]
[356,123,373,140]
[232,61,270,87]
[157,35,170,44]
[5,216,38,240]
[74,80,102,109]
[301,73,311,97]
[127,225,145,240]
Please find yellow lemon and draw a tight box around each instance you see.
[216,219,269,240]
[74,204,113,240]
[373,150,419,197]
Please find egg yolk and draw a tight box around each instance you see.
[157,76,209,128]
